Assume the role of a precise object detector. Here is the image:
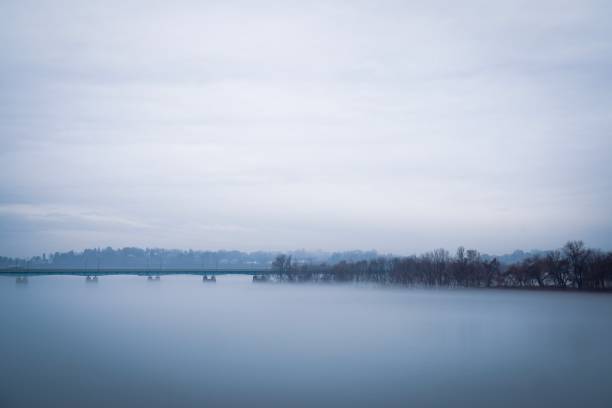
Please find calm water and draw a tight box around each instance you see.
[1,275,611,407]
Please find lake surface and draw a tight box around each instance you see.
[1,274,611,407]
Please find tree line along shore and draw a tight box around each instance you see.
[2,240,610,290]
[266,241,611,290]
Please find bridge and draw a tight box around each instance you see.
[0,267,273,277]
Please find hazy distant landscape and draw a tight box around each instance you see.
[0,246,554,269]
[3,240,610,291]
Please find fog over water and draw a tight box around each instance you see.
[1,274,611,407]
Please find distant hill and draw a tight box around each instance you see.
[481,249,548,265]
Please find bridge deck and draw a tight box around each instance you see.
[0,267,272,276]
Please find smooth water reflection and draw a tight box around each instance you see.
[1,275,611,407]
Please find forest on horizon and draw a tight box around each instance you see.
[2,241,611,290]
[266,241,612,290]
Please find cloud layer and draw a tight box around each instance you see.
[1,0,611,256]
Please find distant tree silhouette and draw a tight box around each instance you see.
[563,241,590,289]
[266,241,611,291]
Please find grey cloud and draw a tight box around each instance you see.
[1,0,611,256]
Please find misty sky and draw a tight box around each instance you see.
[1,0,611,257]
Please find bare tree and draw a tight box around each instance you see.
[483,258,500,287]
[544,250,568,288]
[563,241,590,289]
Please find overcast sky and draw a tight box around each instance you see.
[1,0,611,257]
